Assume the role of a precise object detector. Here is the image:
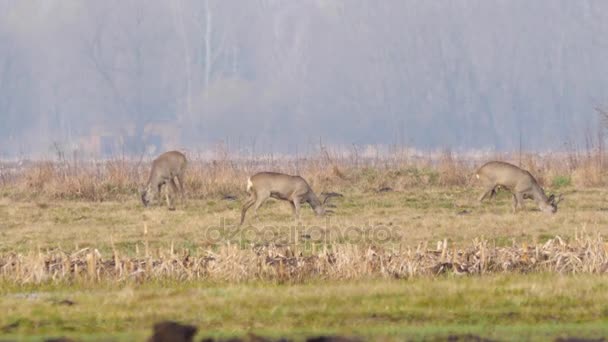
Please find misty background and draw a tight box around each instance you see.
[1,1,607,157]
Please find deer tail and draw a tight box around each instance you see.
[246,177,253,192]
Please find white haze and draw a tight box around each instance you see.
[0,1,607,157]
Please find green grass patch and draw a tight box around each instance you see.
[1,275,608,340]
[552,175,572,188]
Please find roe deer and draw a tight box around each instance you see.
[476,161,562,214]
[240,172,341,225]
[141,151,187,210]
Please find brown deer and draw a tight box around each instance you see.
[240,172,341,225]
[141,151,187,210]
[476,161,562,214]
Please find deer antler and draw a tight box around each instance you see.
[321,192,343,205]
[554,194,564,205]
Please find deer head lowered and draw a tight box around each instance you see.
[240,172,342,225]
[140,151,187,210]
[476,161,563,214]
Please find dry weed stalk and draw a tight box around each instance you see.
[1,235,606,284]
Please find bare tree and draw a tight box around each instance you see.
[78,1,179,152]
[1,1,608,155]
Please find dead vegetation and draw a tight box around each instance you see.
[1,234,606,285]
[1,147,606,202]
[1,148,607,285]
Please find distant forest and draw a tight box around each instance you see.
[1,1,607,157]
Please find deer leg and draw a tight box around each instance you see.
[169,178,181,208]
[518,193,526,210]
[289,201,296,217]
[292,198,301,221]
[251,191,270,222]
[155,183,163,206]
[511,194,518,213]
[164,185,175,211]
[240,193,257,226]
[169,178,179,195]
[478,187,494,203]
[176,174,185,200]
[489,187,498,201]
[514,193,525,213]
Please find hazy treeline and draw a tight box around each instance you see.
[1,1,607,156]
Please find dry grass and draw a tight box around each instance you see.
[2,177,607,285]
[2,149,608,340]
[0,234,607,285]
[2,188,607,251]
[2,147,607,201]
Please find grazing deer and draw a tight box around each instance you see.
[240,172,341,225]
[476,161,562,214]
[141,151,187,210]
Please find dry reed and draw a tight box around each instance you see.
[1,234,606,285]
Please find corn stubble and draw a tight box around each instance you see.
[0,233,605,285]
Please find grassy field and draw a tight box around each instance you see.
[2,275,608,341]
[2,186,606,254]
[1,151,608,340]
[0,184,608,253]
[1,179,608,340]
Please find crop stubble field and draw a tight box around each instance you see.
[1,151,608,340]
